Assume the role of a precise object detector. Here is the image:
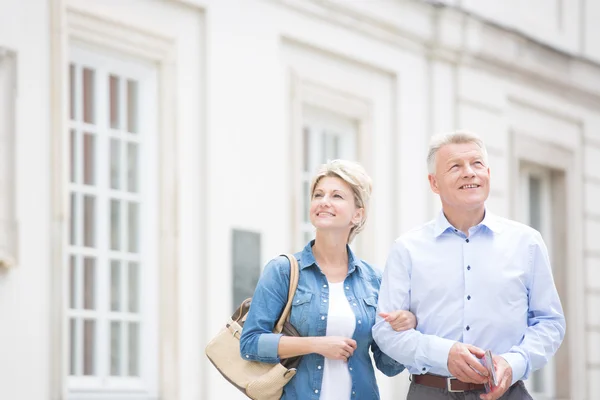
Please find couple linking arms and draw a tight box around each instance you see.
[240,131,566,400]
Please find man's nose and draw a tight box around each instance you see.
[463,165,475,178]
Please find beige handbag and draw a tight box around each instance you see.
[205,254,301,400]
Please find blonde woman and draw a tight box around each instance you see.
[240,160,415,399]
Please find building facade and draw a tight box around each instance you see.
[0,0,599,399]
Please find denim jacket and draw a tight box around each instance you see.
[239,241,405,400]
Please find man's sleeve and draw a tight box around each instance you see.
[372,241,455,374]
[500,232,566,385]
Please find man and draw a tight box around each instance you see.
[373,131,565,400]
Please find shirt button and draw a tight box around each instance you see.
[318,365,322,369]
[321,316,325,320]
[245,355,249,358]
[466,326,470,331]
[323,284,327,288]
[345,286,350,290]
[323,299,327,303]
[352,392,356,396]
[422,367,426,371]
[467,265,471,270]
[314,389,319,394]
[358,320,362,324]
[467,295,471,300]
[466,238,470,243]
[353,303,357,306]
[349,367,353,371]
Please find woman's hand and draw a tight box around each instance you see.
[379,310,416,331]
[314,336,357,362]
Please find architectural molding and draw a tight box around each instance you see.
[273,0,600,108]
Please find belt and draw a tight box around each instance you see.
[413,374,486,392]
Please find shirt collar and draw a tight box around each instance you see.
[300,240,362,273]
[433,208,503,238]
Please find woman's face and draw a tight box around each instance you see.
[309,176,363,235]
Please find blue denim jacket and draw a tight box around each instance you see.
[240,241,405,400]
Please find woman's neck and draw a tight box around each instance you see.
[312,232,349,281]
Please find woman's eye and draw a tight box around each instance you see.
[334,194,343,199]
[313,193,322,198]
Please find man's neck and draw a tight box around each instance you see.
[442,206,485,237]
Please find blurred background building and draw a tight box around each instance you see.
[0,0,599,399]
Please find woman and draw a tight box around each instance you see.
[240,160,415,399]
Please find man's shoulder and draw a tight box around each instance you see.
[490,214,542,239]
[393,219,436,244]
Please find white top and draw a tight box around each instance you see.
[320,281,356,400]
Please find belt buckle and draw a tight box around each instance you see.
[447,377,463,393]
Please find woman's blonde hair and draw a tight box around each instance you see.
[310,159,372,243]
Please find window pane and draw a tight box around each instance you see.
[70,256,77,308]
[109,75,120,129]
[302,126,310,172]
[83,320,95,375]
[128,202,139,253]
[128,262,139,313]
[70,193,77,245]
[83,68,95,124]
[83,133,95,185]
[529,176,542,231]
[69,64,76,120]
[110,139,120,190]
[70,129,76,183]
[83,195,95,247]
[127,80,138,134]
[110,200,121,251]
[83,257,95,310]
[111,260,121,311]
[69,318,77,375]
[110,321,121,376]
[127,142,138,193]
[128,322,139,376]
[303,181,310,223]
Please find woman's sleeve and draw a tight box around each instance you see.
[239,256,291,363]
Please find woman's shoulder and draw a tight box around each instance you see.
[355,259,382,282]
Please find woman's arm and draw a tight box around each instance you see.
[279,336,357,361]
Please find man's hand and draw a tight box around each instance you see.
[480,356,513,400]
[379,310,417,331]
[447,343,488,384]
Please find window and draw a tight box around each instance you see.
[520,164,556,399]
[299,106,357,247]
[67,46,158,398]
[0,47,17,270]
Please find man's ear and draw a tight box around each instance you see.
[428,174,440,194]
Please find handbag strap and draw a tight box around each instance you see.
[273,254,299,333]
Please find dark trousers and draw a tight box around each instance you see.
[407,380,533,400]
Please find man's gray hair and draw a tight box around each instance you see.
[427,131,489,174]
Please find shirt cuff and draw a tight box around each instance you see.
[423,337,456,372]
[257,333,283,361]
[500,352,527,385]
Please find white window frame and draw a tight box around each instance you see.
[66,45,158,398]
[0,47,17,270]
[290,78,372,254]
[519,163,555,399]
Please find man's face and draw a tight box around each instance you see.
[428,142,490,211]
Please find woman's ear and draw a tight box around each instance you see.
[352,208,364,226]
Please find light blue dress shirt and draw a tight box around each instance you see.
[372,211,565,385]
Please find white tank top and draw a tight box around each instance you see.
[320,281,356,400]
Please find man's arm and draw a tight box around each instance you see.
[499,232,566,385]
[372,241,456,374]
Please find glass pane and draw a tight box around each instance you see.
[69,193,77,246]
[70,129,76,183]
[109,75,120,129]
[128,262,139,312]
[302,126,310,172]
[110,321,121,376]
[69,318,77,375]
[83,133,95,185]
[110,139,121,190]
[128,202,139,253]
[529,176,541,231]
[69,64,76,120]
[127,143,138,193]
[83,195,95,247]
[83,320,95,375]
[110,200,121,251]
[303,180,309,223]
[110,260,121,311]
[532,369,544,393]
[83,68,95,124]
[333,136,339,160]
[69,256,77,308]
[128,322,139,376]
[83,257,95,310]
[127,80,138,134]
